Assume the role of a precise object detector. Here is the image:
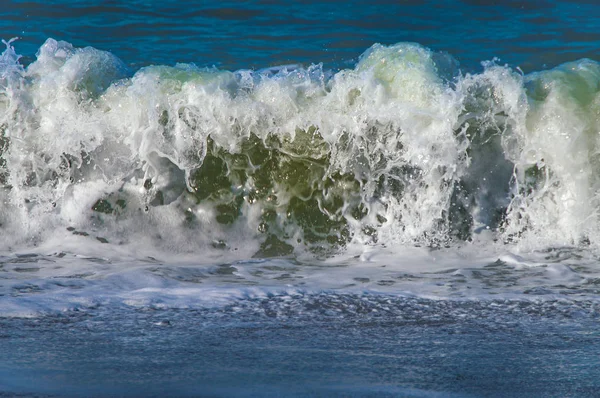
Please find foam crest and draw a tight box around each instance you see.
[503,60,600,247]
[2,39,600,256]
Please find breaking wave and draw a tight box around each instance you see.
[2,38,600,257]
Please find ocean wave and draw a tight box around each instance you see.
[1,38,600,256]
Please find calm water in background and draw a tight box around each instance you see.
[2,0,600,72]
[2,1,600,397]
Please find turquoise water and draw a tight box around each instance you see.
[2,1,600,397]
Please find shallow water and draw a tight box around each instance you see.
[2,297,599,397]
[2,1,600,396]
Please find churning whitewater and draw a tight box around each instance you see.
[4,0,600,394]
[1,37,600,257]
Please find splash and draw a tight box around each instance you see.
[1,38,600,257]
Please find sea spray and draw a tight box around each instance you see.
[1,38,600,256]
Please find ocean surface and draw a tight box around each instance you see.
[1,1,600,397]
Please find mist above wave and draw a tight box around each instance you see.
[1,38,599,257]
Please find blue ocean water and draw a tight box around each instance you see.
[3,0,600,72]
[1,1,600,397]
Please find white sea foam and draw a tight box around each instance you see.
[1,237,599,318]
[2,39,600,316]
